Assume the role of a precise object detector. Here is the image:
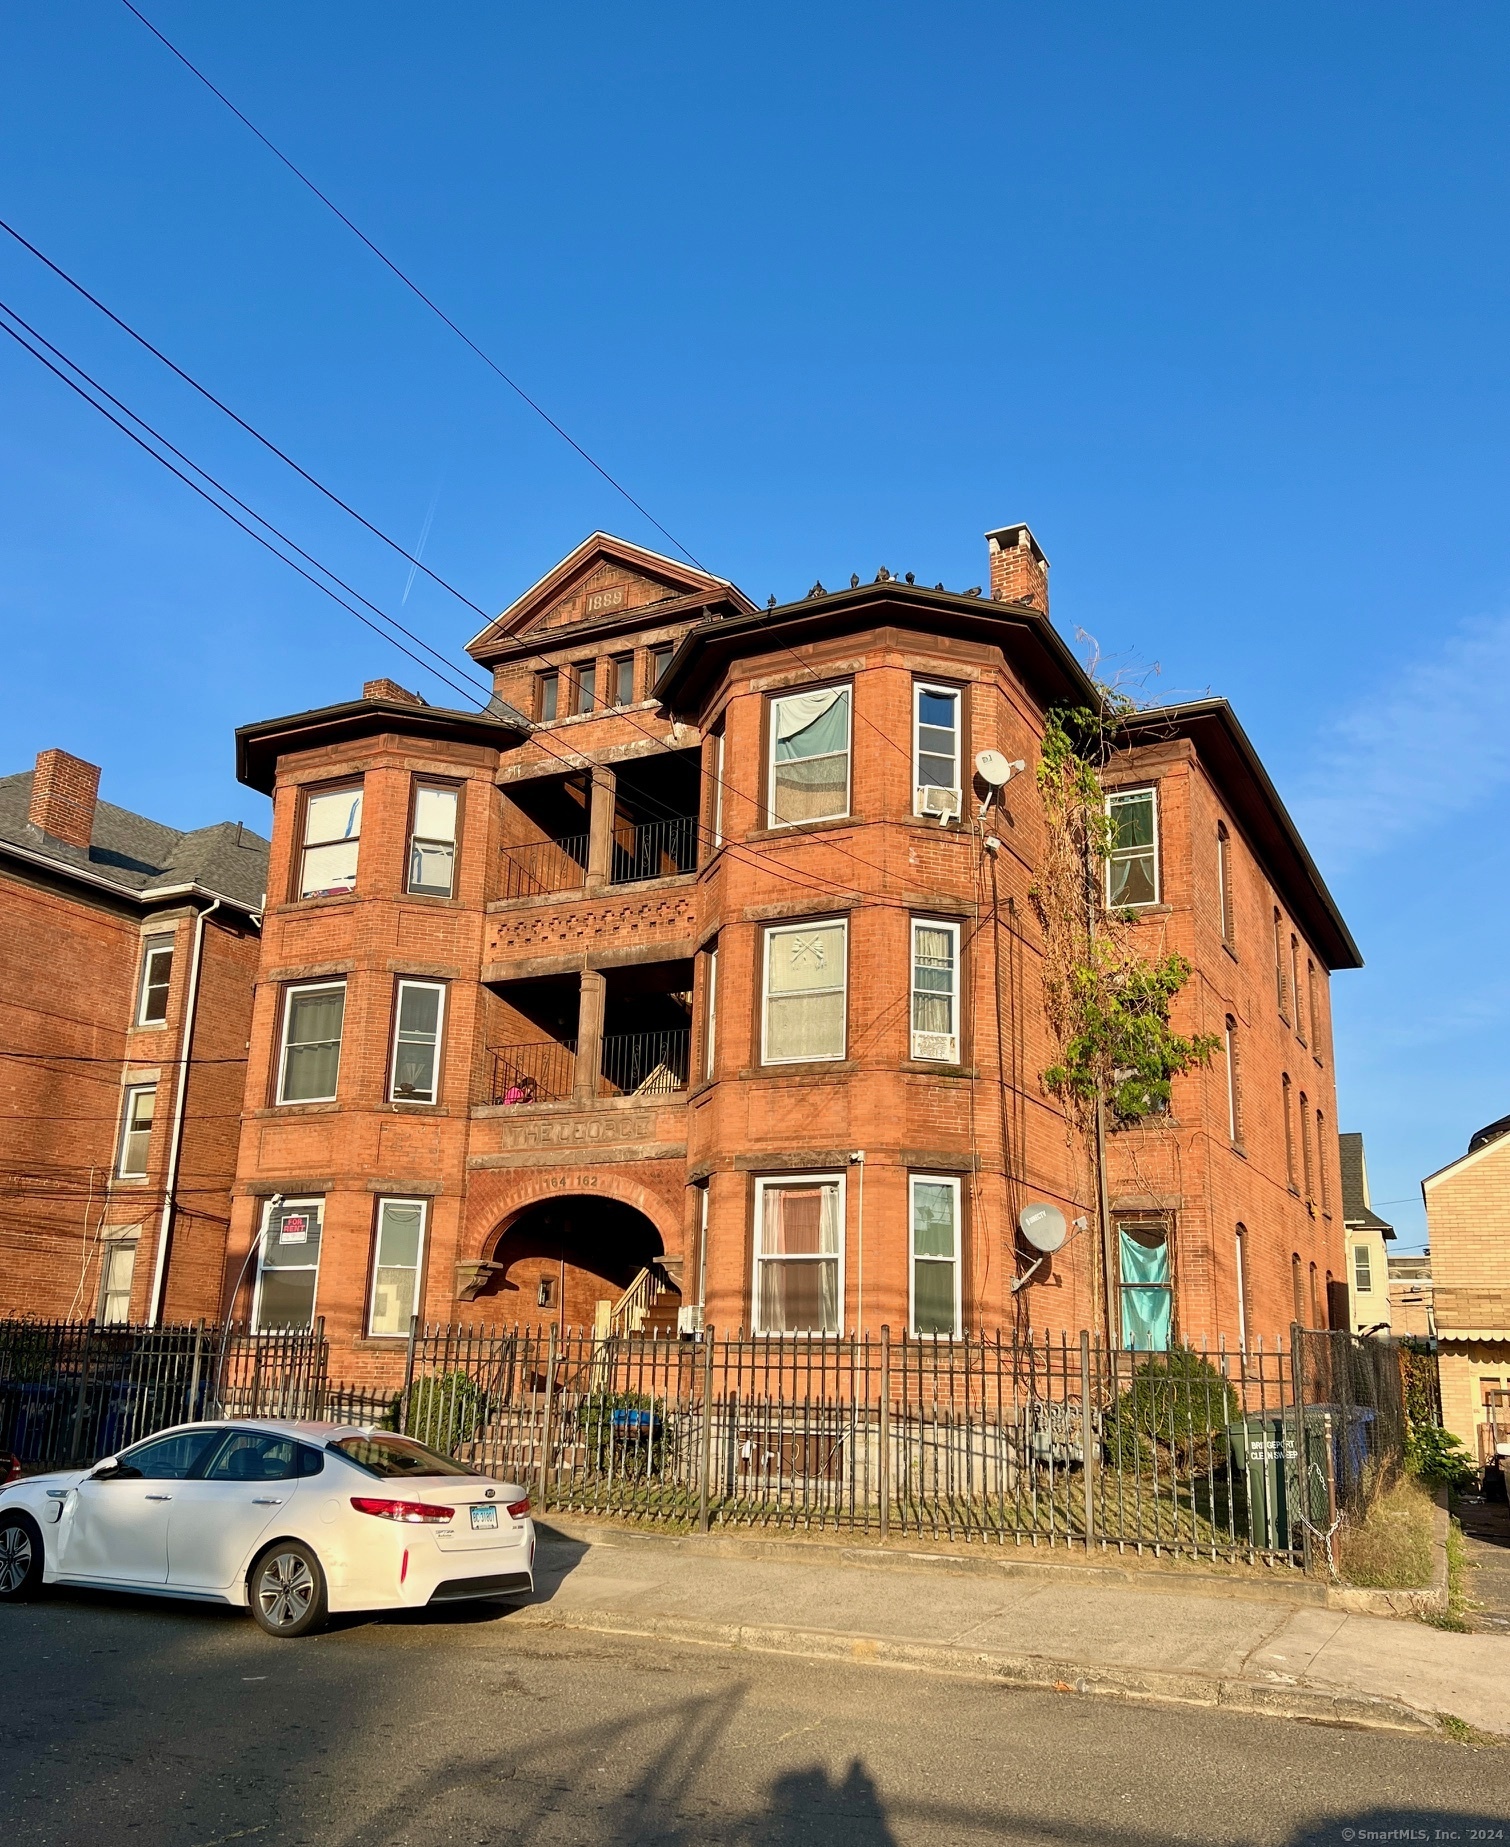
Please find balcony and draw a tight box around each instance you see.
[485,959,694,1107]
[610,816,697,885]
[502,834,589,901]
[488,1029,690,1103]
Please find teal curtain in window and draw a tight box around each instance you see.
[1119,1227,1172,1352]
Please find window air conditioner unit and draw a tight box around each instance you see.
[677,1304,705,1337]
[918,787,961,821]
[912,1032,958,1063]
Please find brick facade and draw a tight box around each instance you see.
[224,529,1358,1380]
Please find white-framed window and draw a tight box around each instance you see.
[1235,1225,1249,1352]
[1353,1242,1373,1296]
[768,685,851,827]
[408,785,458,897]
[98,1239,137,1324]
[278,982,346,1104]
[1224,1015,1242,1144]
[913,683,961,817]
[1106,787,1159,908]
[299,785,363,898]
[711,727,725,847]
[136,937,174,1025]
[368,1197,427,1337]
[389,980,445,1104]
[704,943,718,1081]
[1216,824,1233,946]
[117,1085,156,1178]
[910,1175,961,1338]
[753,1174,844,1335]
[911,919,960,1062]
[254,1197,324,1332]
[761,919,848,1064]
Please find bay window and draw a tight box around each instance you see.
[368,1198,427,1337]
[255,1197,323,1331]
[754,1175,843,1335]
[768,686,851,826]
[910,1176,961,1337]
[389,980,445,1103]
[278,982,346,1104]
[407,785,459,897]
[911,919,960,1061]
[299,785,363,899]
[762,920,847,1064]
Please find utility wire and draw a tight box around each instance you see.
[118,0,706,571]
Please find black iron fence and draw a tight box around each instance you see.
[600,1029,690,1097]
[1293,1326,1407,1526]
[370,1322,1410,1567]
[501,834,589,901]
[489,1040,578,1105]
[609,816,698,885]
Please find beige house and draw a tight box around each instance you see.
[1340,1132,1394,1334]
[1421,1114,1510,1463]
[1387,1250,1434,1340]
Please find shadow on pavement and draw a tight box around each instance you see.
[1285,1812,1510,1847]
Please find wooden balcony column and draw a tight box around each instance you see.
[574,967,607,1102]
[586,765,617,888]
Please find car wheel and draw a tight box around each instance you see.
[248,1541,327,1638]
[0,1512,44,1601]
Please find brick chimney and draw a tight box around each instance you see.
[29,749,101,850]
[986,524,1049,613]
[362,678,425,707]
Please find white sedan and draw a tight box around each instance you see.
[0,1419,535,1637]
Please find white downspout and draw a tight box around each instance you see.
[148,897,221,1325]
[850,1151,866,1335]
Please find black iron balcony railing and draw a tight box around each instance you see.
[489,1040,577,1105]
[600,1029,691,1097]
[609,816,698,885]
[501,834,589,901]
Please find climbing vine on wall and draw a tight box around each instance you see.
[1030,702,1220,1130]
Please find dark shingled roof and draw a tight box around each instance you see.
[1468,1112,1510,1155]
[1338,1131,1394,1239]
[0,771,269,912]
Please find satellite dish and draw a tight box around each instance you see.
[975,749,1012,788]
[1018,1202,1067,1253]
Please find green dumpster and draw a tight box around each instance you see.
[1227,1414,1330,1555]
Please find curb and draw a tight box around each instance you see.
[506,1601,1441,1736]
[1322,1488,1450,1620]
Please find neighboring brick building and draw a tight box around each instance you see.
[1422,1117,1510,1463]
[0,750,267,1324]
[224,527,1357,1376]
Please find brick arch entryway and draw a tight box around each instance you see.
[475,1193,674,1331]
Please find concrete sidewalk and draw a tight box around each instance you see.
[511,1519,1510,1739]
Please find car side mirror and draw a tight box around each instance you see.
[91,1458,139,1481]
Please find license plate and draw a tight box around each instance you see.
[469,1505,499,1531]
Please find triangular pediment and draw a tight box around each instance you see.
[467,533,753,662]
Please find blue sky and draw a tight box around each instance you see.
[3,2,1507,1245]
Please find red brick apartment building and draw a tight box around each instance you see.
[0,750,267,1324]
[223,526,1356,1380]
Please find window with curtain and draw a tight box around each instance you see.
[769,687,851,825]
[1106,788,1158,907]
[911,1176,961,1337]
[911,920,960,1061]
[99,1241,136,1324]
[408,785,459,896]
[368,1198,427,1336]
[1216,824,1234,946]
[913,683,960,811]
[754,1177,842,1334]
[117,1085,156,1178]
[390,981,444,1103]
[300,786,362,898]
[256,1198,324,1331]
[1118,1220,1173,1351]
[137,937,174,1025]
[279,983,346,1103]
[762,921,847,1063]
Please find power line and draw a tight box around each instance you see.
[119,0,706,571]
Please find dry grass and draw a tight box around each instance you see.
[1337,1473,1435,1589]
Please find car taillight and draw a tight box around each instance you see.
[1,1452,19,1487]
[506,1497,531,1518]
[350,1497,454,1523]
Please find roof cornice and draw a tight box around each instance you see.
[235,696,528,795]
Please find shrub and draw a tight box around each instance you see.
[403,1371,484,1454]
[1101,1346,1236,1475]
[1336,1470,1435,1589]
[1405,1423,1477,1492]
[575,1391,674,1477]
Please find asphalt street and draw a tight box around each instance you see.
[2,1585,1507,1847]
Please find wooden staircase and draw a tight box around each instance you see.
[595,1260,684,1339]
